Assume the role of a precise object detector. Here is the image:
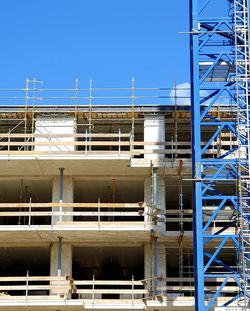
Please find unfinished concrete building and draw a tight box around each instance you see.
[0,80,241,311]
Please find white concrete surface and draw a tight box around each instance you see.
[144,115,165,161]
[35,116,76,152]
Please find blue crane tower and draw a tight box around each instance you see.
[190,0,250,310]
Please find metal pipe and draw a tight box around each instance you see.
[153,167,158,209]
[57,236,62,277]
[152,167,158,295]
[59,168,64,222]
[153,235,158,295]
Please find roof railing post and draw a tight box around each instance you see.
[85,129,88,156]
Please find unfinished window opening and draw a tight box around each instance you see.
[73,246,144,299]
[0,247,50,296]
[164,247,194,298]
[0,179,52,226]
[74,179,144,222]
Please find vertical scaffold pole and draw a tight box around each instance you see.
[57,236,62,277]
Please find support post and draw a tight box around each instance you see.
[59,168,64,222]
[152,167,158,295]
[153,235,158,295]
[57,237,62,277]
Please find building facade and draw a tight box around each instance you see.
[0,100,239,310]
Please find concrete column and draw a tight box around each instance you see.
[50,241,72,295]
[144,177,151,222]
[144,243,152,280]
[144,176,166,229]
[144,243,166,290]
[144,174,166,290]
[158,242,166,278]
[50,242,72,277]
[144,114,165,161]
[52,173,74,223]
[158,176,166,231]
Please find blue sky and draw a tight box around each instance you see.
[0,0,228,89]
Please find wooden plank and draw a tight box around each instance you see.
[0,211,142,217]
[0,133,130,138]
[0,276,65,281]
[0,284,70,291]
[0,141,130,146]
[0,203,142,209]
[56,221,151,226]
[0,150,131,155]
[74,280,143,286]
[157,286,239,292]
[78,289,147,294]
[160,277,238,282]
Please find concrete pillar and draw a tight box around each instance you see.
[144,114,165,161]
[52,173,74,223]
[50,241,72,295]
[144,175,166,229]
[144,177,151,222]
[50,242,72,277]
[158,242,166,278]
[144,174,166,289]
[158,176,166,231]
[35,116,76,152]
[144,242,166,290]
[144,243,152,280]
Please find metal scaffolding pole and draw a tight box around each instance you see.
[59,168,64,223]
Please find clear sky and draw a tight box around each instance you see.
[0,0,229,90]
[0,0,191,89]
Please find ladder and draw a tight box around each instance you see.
[234,0,250,306]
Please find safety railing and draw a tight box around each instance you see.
[74,277,147,300]
[0,275,146,301]
[0,275,74,298]
[0,202,150,228]
[143,276,241,302]
[0,132,240,159]
[0,202,239,231]
[0,274,239,306]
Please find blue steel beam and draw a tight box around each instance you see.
[190,0,250,309]
[190,0,205,309]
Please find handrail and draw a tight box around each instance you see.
[0,131,238,159]
[0,202,145,208]
[0,202,148,226]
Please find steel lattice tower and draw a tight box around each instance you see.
[190,0,250,310]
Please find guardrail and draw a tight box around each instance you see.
[0,202,150,227]
[0,202,237,230]
[0,275,146,301]
[0,132,239,159]
[0,275,74,298]
[0,275,239,301]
